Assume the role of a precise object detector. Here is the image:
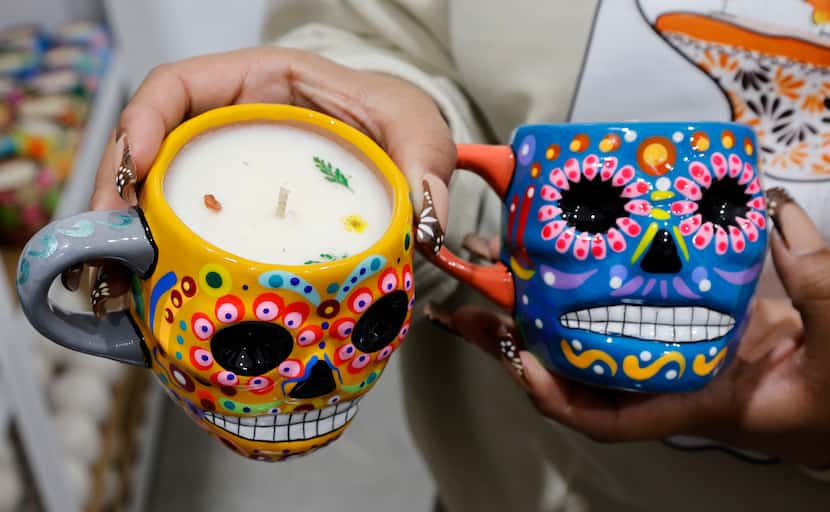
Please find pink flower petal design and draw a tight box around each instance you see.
[621,180,650,198]
[711,152,728,179]
[675,177,702,200]
[679,214,702,236]
[583,154,600,180]
[624,199,652,216]
[747,211,766,229]
[591,233,607,259]
[549,168,569,190]
[671,200,698,216]
[738,163,754,185]
[728,154,743,178]
[617,217,641,237]
[541,220,566,241]
[540,185,560,201]
[729,226,746,253]
[689,161,712,187]
[746,177,761,195]
[612,165,636,187]
[736,216,759,242]
[600,156,618,181]
[573,233,591,261]
[537,205,561,221]
[565,158,581,183]
[715,226,729,255]
[747,197,766,210]
[693,222,714,249]
[607,228,627,252]
[555,227,575,253]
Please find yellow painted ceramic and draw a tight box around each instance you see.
[18,104,414,462]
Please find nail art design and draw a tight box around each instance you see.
[90,263,131,318]
[766,187,793,249]
[91,268,112,318]
[416,180,445,256]
[498,333,525,379]
[115,133,137,204]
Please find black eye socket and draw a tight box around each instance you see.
[697,176,750,228]
[352,290,408,353]
[558,176,629,234]
[210,322,293,376]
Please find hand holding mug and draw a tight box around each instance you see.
[18,104,417,461]
[421,122,767,393]
[82,47,456,315]
[430,189,830,467]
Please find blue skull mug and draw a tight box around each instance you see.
[436,122,768,393]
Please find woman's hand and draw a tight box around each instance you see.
[74,47,456,314]
[430,188,830,467]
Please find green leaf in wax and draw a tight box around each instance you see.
[313,156,353,192]
[303,253,350,265]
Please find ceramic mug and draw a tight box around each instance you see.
[430,122,767,392]
[16,104,416,461]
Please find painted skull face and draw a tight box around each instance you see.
[504,123,767,392]
[138,251,414,461]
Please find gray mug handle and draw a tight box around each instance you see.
[16,208,157,366]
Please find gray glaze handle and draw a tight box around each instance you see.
[16,208,157,366]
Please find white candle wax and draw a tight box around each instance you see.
[164,123,392,264]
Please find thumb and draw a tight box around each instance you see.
[363,74,456,252]
[767,187,830,335]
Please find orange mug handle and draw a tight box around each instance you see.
[429,144,516,311]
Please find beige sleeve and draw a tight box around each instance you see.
[262,0,500,307]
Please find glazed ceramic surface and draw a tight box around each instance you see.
[17,104,415,461]
[431,122,767,392]
[639,1,830,180]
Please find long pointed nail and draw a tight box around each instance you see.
[91,268,112,319]
[415,179,445,256]
[90,263,131,318]
[60,263,83,291]
[115,131,138,205]
[423,302,460,337]
[766,187,793,249]
[497,328,531,392]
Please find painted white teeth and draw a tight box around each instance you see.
[204,400,358,442]
[559,306,735,342]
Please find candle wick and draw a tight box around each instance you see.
[277,186,290,219]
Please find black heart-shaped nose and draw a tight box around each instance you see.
[210,322,293,376]
[289,360,336,399]
[640,229,682,274]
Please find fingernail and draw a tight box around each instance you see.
[90,263,131,318]
[408,179,424,215]
[60,263,83,291]
[423,302,460,336]
[766,187,793,249]
[497,329,531,392]
[415,179,445,256]
[115,132,138,205]
[91,267,112,319]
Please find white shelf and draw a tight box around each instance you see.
[126,383,165,512]
[0,54,127,512]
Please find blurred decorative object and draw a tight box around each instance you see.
[49,370,112,421]
[0,20,109,243]
[54,411,102,464]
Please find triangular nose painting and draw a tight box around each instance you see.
[636,0,830,181]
